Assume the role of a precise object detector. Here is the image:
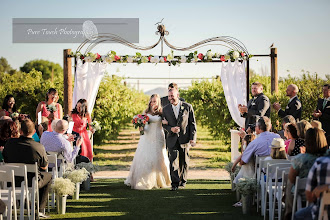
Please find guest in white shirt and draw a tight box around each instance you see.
[40,120,83,163]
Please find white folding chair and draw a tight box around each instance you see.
[0,169,17,220]
[46,154,58,211]
[259,159,290,216]
[8,163,39,220]
[47,152,65,177]
[0,164,30,220]
[272,167,290,220]
[291,177,308,220]
[263,162,291,220]
[318,191,330,220]
[255,155,268,212]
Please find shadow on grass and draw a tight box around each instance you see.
[49,179,262,220]
[94,148,137,154]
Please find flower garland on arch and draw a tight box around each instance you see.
[70,50,253,66]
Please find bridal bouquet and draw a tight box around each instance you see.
[132,114,150,135]
[90,121,101,131]
[47,104,57,113]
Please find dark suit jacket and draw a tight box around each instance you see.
[161,96,185,108]
[241,93,270,130]
[278,96,302,120]
[315,98,330,135]
[162,101,197,149]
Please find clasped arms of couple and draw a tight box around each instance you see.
[125,85,197,191]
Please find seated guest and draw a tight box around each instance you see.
[273,84,302,120]
[32,116,49,142]
[286,123,299,155]
[0,120,19,162]
[235,117,280,182]
[278,115,296,140]
[40,119,83,163]
[0,95,17,117]
[294,153,330,220]
[265,138,288,160]
[284,127,328,220]
[232,134,256,182]
[2,119,51,218]
[289,120,312,156]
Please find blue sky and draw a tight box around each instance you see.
[1,0,329,91]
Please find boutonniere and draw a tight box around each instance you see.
[180,106,185,111]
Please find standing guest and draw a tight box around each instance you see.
[0,95,17,117]
[313,84,330,136]
[70,99,94,161]
[284,127,328,220]
[161,83,185,108]
[288,120,312,156]
[2,119,51,218]
[278,115,296,140]
[36,88,63,132]
[273,84,302,120]
[238,82,270,130]
[293,153,330,220]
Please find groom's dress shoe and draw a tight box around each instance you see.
[171,186,178,191]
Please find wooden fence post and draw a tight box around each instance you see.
[63,49,72,115]
[271,48,278,94]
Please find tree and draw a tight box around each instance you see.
[0,57,16,75]
[20,59,63,81]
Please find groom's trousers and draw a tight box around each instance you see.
[168,140,190,187]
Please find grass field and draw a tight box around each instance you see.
[48,179,262,220]
[93,124,231,171]
[47,125,263,219]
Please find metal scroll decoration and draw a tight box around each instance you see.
[76,20,249,58]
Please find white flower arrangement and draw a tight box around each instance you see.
[90,121,101,131]
[206,50,213,60]
[51,178,75,196]
[126,56,134,63]
[64,168,89,184]
[236,178,258,196]
[141,56,149,63]
[232,51,240,59]
[75,162,99,174]
[180,55,186,63]
[224,162,241,179]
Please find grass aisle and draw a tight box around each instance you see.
[49,179,262,220]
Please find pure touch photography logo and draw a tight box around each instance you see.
[12,18,139,43]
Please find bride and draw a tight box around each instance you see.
[124,94,171,190]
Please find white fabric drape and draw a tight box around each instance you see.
[72,61,107,113]
[220,60,247,128]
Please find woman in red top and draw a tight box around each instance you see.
[70,99,94,161]
[0,95,17,117]
[36,88,63,131]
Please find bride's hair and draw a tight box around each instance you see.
[145,94,162,115]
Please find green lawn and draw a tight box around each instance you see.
[93,125,231,171]
[48,179,262,220]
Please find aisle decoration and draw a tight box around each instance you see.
[63,168,89,200]
[236,178,257,214]
[51,178,75,214]
[75,163,99,190]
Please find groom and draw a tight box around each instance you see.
[162,87,197,191]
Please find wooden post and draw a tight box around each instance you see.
[270,48,278,94]
[63,49,72,116]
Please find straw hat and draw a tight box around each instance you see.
[269,138,286,148]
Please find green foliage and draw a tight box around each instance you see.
[92,75,148,144]
[20,59,63,80]
[0,57,16,75]
[0,69,63,121]
[180,79,235,143]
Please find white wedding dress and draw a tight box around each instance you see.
[124,114,171,190]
